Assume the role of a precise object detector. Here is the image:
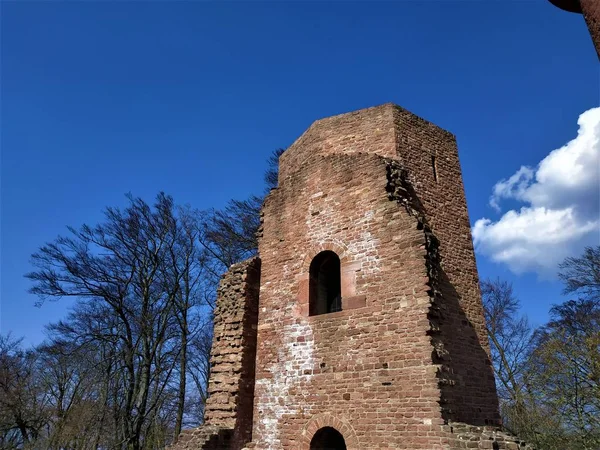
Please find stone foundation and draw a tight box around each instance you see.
[445,422,532,449]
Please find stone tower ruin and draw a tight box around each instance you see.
[172,104,528,449]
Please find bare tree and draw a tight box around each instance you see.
[480,279,534,436]
[165,205,206,438]
[523,245,600,449]
[26,193,198,449]
[15,148,287,448]
[0,334,50,449]
[482,247,600,449]
[36,340,96,449]
[263,148,285,192]
[559,246,600,302]
[528,299,600,449]
[197,147,285,303]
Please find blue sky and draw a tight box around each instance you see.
[1,1,598,346]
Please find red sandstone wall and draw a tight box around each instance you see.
[253,152,445,449]
[249,104,501,449]
[204,257,261,449]
[581,0,600,59]
[171,258,260,450]
[278,104,398,182]
[391,107,499,424]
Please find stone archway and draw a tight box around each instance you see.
[300,241,350,274]
[309,426,347,450]
[298,413,360,450]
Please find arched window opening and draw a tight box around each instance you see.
[309,251,342,316]
[310,426,347,450]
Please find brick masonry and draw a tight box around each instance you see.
[580,0,600,59]
[172,104,529,449]
[170,258,260,450]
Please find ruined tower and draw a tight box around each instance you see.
[172,104,528,450]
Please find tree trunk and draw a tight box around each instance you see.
[175,313,188,438]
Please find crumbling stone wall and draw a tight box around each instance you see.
[389,106,501,425]
[250,151,442,449]
[385,160,457,423]
[580,0,600,58]
[170,257,260,450]
[204,257,260,448]
[174,103,528,450]
[386,161,530,449]
[244,104,520,449]
[443,423,532,449]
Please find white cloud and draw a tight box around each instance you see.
[473,107,600,276]
[489,166,534,212]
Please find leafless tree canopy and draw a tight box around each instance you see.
[8,149,597,449]
[2,149,285,449]
[559,246,600,301]
[481,246,600,449]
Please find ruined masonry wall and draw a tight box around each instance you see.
[391,107,500,424]
[170,257,260,450]
[277,103,500,426]
[204,257,260,448]
[172,103,528,450]
[251,152,445,449]
[278,104,397,182]
[581,0,600,59]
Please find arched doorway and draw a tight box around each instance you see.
[309,426,347,450]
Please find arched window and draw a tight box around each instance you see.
[310,426,347,450]
[309,251,342,316]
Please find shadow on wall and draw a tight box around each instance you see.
[232,258,261,449]
[432,267,500,426]
[204,429,234,449]
[386,160,500,426]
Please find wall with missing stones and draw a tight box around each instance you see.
[172,103,528,450]
[244,104,511,449]
[170,257,260,450]
[581,0,600,58]
[250,150,444,449]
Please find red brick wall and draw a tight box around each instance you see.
[254,152,442,449]
[203,257,261,449]
[278,105,398,183]
[170,258,261,450]
[248,104,500,449]
[391,107,499,424]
